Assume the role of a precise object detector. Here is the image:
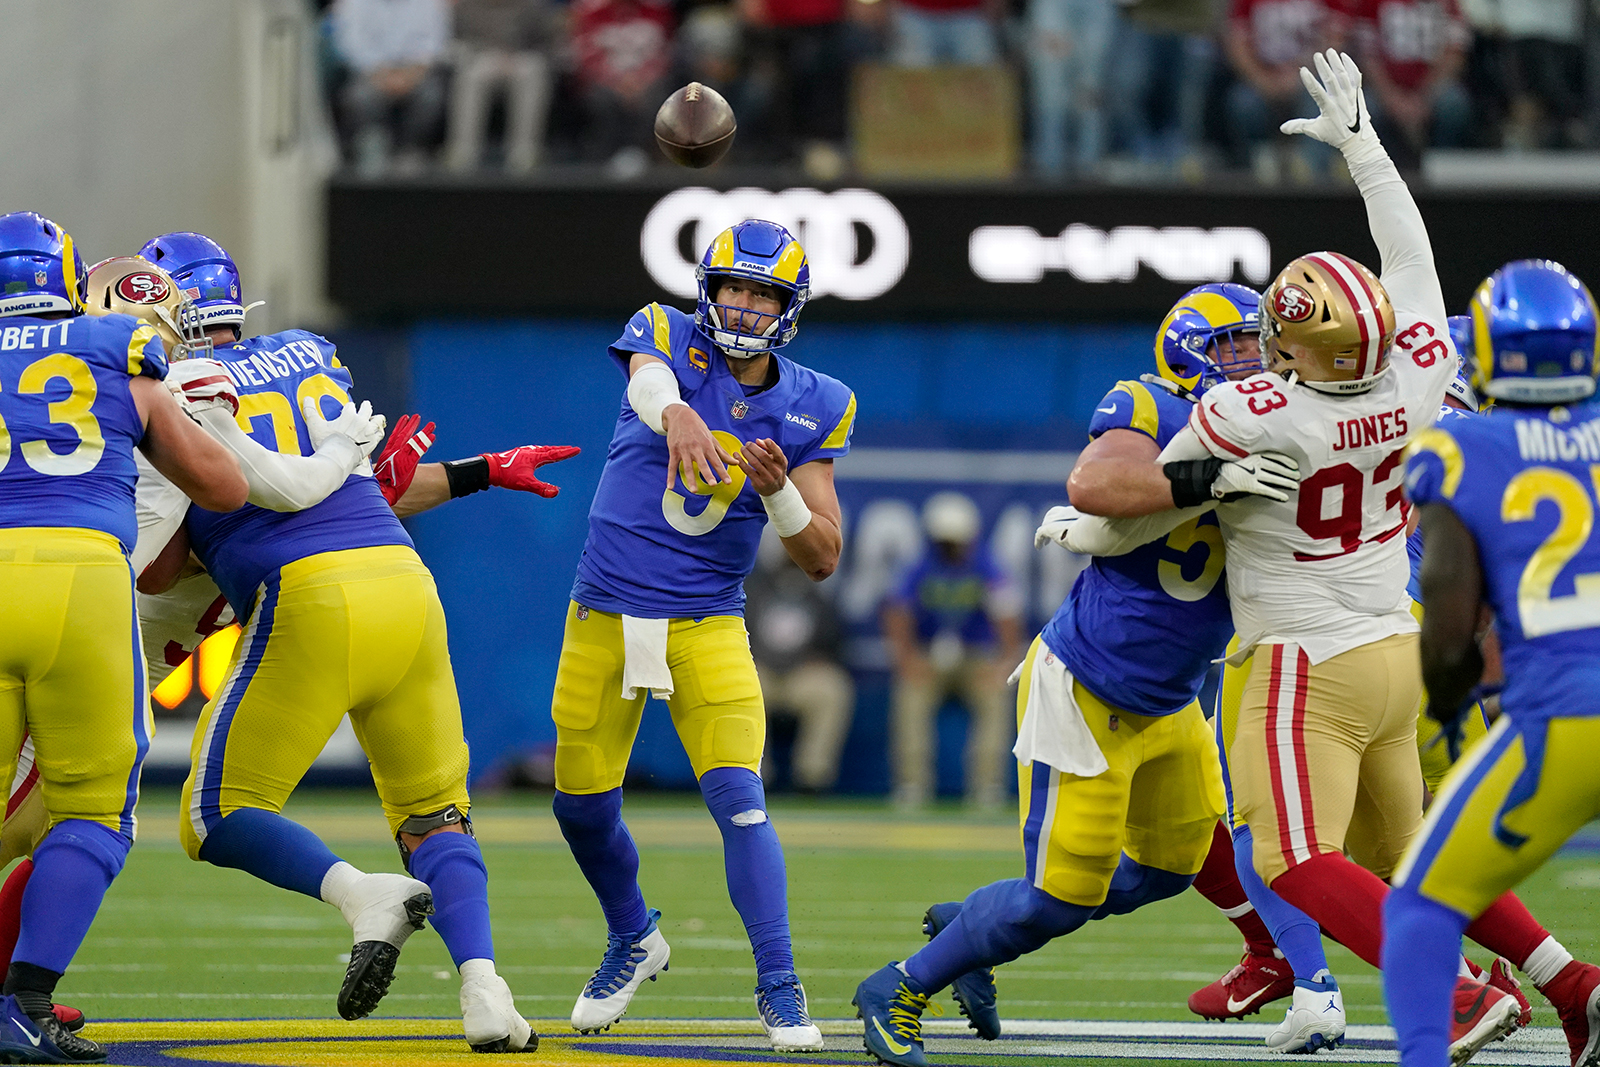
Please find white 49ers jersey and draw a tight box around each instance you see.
[1179,316,1455,664]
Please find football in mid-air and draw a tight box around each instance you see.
[654,83,736,169]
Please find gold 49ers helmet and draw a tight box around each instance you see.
[1260,251,1396,395]
[84,256,209,360]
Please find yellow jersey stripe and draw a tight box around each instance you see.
[1406,428,1465,498]
[821,392,856,450]
[1112,380,1160,439]
[126,324,158,376]
[648,303,673,362]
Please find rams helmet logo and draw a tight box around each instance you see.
[117,272,171,305]
[1273,283,1315,323]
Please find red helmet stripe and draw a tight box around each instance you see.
[1305,252,1379,378]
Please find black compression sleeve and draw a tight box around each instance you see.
[1164,458,1223,508]
[443,456,491,497]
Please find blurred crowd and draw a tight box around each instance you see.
[317,0,1599,183]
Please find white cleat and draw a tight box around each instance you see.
[571,908,671,1034]
[1267,975,1346,1054]
[755,974,825,1052]
[461,961,535,1053]
[327,868,434,1020]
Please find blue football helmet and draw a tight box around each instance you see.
[138,231,249,331]
[694,220,809,355]
[1470,260,1599,404]
[1444,315,1479,411]
[1153,283,1262,397]
[0,212,86,318]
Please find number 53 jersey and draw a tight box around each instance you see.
[1176,317,1455,665]
[573,303,856,619]
[1407,400,1600,724]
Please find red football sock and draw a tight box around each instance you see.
[1192,821,1278,957]
[1465,892,1549,968]
[1269,852,1388,968]
[0,860,33,972]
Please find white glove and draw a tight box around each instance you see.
[1280,49,1382,161]
[302,397,386,460]
[1212,451,1300,502]
[1035,505,1085,550]
[166,358,239,418]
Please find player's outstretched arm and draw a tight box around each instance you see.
[738,441,842,581]
[131,377,248,514]
[1068,428,1180,517]
[392,445,582,518]
[1416,502,1485,723]
[1281,49,1446,324]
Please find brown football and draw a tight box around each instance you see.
[654,83,736,168]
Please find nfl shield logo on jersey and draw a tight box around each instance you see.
[730,400,748,420]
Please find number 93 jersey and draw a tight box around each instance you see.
[0,313,167,552]
[1042,379,1233,716]
[185,330,409,614]
[1406,399,1600,724]
[573,303,856,619]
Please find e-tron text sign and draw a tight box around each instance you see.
[327,182,1600,320]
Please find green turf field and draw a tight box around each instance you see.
[64,788,1600,1066]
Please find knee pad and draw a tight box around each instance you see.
[1092,854,1194,919]
[395,805,472,871]
[35,820,130,880]
[698,767,767,827]
[552,788,623,837]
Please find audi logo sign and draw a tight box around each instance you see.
[639,187,911,301]
[968,224,1273,285]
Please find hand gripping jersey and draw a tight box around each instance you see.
[573,303,856,618]
[1043,379,1233,715]
[185,330,408,614]
[1177,321,1454,664]
[0,313,167,550]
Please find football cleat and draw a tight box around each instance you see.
[1189,949,1295,1020]
[335,873,434,1020]
[854,962,937,1067]
[47,1010,81,1036]
[1486,958,1533,1029]
[1537,959,1600,1067]
[0,994,103,1063]
[1449,977,1522,1065]
[1265,973,1345,1054]
[571,908,671,1034]
[754,972,824,1052]
[923,903,1000,1040]
[460,965,536,1054]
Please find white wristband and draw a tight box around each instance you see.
[627,360,689,435]
[761,479,812,538]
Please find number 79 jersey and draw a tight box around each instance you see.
[1181,318,1455,664]
[1406,400,1600,724]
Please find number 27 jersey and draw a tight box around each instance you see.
[1179,317,1455,664]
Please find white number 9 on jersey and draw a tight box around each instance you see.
[661,430,747,535]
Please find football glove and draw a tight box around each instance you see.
[1211,451,1300,502]
[166,357,239,418]
[1280,49,1380,158]
[481,445,581,498]
[302,397,386,459]
[1034,505,1084,550]
[372,413,436,506]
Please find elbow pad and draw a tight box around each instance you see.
[627,361,688,435]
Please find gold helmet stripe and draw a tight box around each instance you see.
[1305,252,1381,378]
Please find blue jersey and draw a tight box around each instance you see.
[0,314,167,552]
[1041,379,1233,716]
[1406,399,1600,724]
[1406,404,1475,603]
[186,330,409,614]
[890,545,1011,646]
[573,304,856,618]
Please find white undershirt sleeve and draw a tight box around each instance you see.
[197,408,362,513]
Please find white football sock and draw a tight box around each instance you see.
[461,958,497,981]
[1459,955,1475,979]
[320,860,364,910]
[1525,936,1575,988]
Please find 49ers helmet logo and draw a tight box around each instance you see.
[1273,283,1316,323]
[116,272,170,304]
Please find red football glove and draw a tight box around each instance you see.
[482,445,581,498]
[373,413,435,506]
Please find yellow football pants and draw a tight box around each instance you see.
[179,545,470,858]
[0,528,149,840]
[1396,715,1600,919]
[1015,637,1225,907]
[551,602,765,794]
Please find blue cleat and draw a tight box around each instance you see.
[570,907,671,1034]
[854,962,936,1067]
[0,995,104,1063]
[923,902,1000,1040]
[754,971,824,1051]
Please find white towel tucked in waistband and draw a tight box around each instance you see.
[1010,646,1110,778]
[621,615,674,700]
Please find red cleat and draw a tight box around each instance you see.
[51,1003,84,1033]
[1538,960,1600,1067]
[1487,958,1533,1028]
[1449,977,1522,1065]
[1188,950,1294,1020]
